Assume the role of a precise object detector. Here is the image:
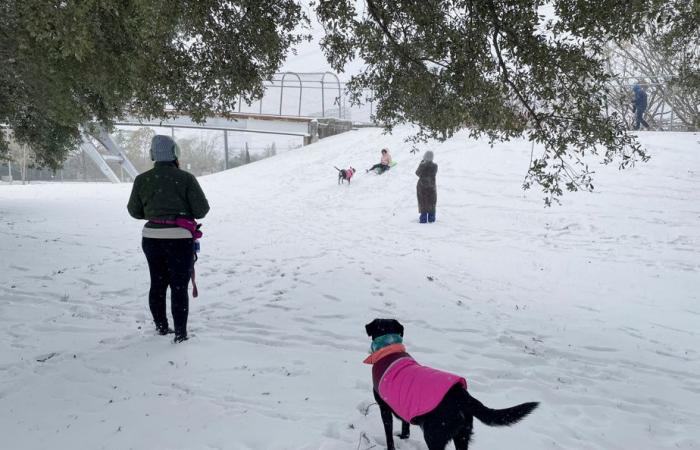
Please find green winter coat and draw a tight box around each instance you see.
[127,162,210,222]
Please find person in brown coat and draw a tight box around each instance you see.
[416,151,437,223]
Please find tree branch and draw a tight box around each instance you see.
[365,0,449,69]
[485,0,542,130]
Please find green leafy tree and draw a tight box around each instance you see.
[0,0,308,168]
[315,0,694,203]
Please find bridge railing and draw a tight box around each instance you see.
[237,72,375,123]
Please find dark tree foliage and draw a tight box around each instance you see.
[0,0,307,168]
[315,0,694,204]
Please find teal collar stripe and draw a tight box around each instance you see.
[371,334,403,353]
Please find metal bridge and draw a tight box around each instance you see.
[84,72,364,183]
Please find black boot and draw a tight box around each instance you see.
[156,323,173,336]
[173,333,188,344]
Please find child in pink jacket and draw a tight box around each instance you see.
[367,148,393,174]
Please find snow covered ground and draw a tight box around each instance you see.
[1,127,699,450]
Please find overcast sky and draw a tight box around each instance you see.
[280,1,366,78]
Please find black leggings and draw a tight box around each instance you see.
[369,163,390,172]
[635,109,650,130]
[142,238,194,336]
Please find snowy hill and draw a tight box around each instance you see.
[1,127,699,449]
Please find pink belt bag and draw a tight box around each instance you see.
[148,217,203,239]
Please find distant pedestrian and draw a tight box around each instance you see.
[416,151,437,223]
[367,148,392,174]
[127,135,210,343]
[632,83,650,130]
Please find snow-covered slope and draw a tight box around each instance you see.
[1,127,699,450]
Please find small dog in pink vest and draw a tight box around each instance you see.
[364,319,538,450]
[335,166,355,184]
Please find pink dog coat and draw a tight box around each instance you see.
[366,345,467,423]
[345,168,355,180]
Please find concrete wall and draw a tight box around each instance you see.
[316,118,354,140]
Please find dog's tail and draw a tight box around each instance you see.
[467,394,538,427]
[333,166,342,172]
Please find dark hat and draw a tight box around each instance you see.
[150,135,180,162]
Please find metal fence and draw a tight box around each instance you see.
[236,72,375,123]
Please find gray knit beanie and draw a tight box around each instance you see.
[150,135,180,162]
[423,150,434,162]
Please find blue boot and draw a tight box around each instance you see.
[427,212,436,223]
[419,213,428,223]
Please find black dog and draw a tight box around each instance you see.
[335,166,355,184]
[365,319,538,450]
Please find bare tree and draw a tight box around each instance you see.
[178,134,224,176]
[4,134,36,184]
[113,127,156,173]
[606,34,699,131]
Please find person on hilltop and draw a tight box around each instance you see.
[127,135,210,343]
[367,148,393,174]
[632,83,651,130]
[415,150,438,223]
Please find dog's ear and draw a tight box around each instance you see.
[365,319,379,337]
[383,319,404,337]
[392,319,404,337]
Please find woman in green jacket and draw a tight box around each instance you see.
[127,135,210,343]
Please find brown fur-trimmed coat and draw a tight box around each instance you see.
[415,161,438,214]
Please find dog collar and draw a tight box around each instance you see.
[363,343,406,364]
[370,333,403,353]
